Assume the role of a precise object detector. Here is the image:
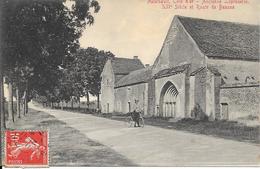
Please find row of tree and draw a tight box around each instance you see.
[33,47,114,110]
[0,0,111,129]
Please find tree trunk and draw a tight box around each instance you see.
[78,97,80,110]
[23,91,26,116]
[20,102,23,117]
[25,80,28,114]
[97,94,100,109]
[23,90,27,116]
[61,101,64,110]
[86,92,90,109]
[8,81,14,122]
[25,98,28,114]
[71,97,73,109]
[16,87,20,118]
[0,5,6,129]
[0,75,6,129]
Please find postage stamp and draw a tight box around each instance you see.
[5,130,49,167]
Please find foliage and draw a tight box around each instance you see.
[33,47,114,105]
[2,0,100,99]
[67,47,114,99]
[191,103,208,121]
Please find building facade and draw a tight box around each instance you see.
[100,15,259,121]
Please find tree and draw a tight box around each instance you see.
[88,50,114,109]
[71,48,114,109]
[0,0,5,128]
[0,74,5,129]
[1,0,100,126]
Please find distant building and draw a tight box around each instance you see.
[100,15,259,121]
[100,57,145,113]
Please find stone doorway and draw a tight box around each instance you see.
[159,81,179,117]
[221,103,229,120]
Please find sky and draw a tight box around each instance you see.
[79,0,259,65]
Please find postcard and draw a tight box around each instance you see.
[0,0,259,167]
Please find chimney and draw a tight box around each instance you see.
[145,64,150,67]
[133,56,138,59]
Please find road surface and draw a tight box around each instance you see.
[29,103,260,166]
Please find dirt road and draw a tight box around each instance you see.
[30,104,260,166]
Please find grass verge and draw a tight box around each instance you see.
[110,115,260,144]
[5,109,136,166]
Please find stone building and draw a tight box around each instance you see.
[100,57,144,113]
[100,15,259,121]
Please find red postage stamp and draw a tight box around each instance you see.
[5,130,49,167]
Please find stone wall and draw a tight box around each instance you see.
[207,59,259,84]
[205,71,214,118]
[220,85,259,120]
[154,73,187,118]
[101,85,114,113]
[100,60,115,113]
[190,69,221,120]
[114,83,148,115]
[207,58,259,120]
[194,68,207,113]
[189,76,195,116]
[205,71,221,120]
[214,76,222,120]
[147,78,155,116]
[152,17,205,75]
[184,74,190,117]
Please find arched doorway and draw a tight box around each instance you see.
[159,81,179,117]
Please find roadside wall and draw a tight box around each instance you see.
[114,83,148,115]
[220,85,259,120]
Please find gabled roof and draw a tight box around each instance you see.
[115,66,152,88]
[177,16,259,61]
[111,57,144,75]
[154,64,190,79]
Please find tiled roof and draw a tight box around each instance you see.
[115,66,152,88]
[221,82,259,88]
[111,57,144,75]
[154,64,190,79]
[178,16,259,61]
[190,66,221,76]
